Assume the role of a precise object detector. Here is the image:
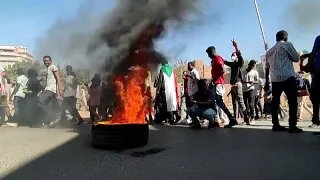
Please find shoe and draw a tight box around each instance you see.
[312,132,320,136]
[272,125,288,132]
[250,119,255,125]
[208,122,220,129]
[288,127,303,133]
[5,117,16,123]
[309,124,319,128]
[190,123,201,129]
[49,119,60,128]
[162,122,170,126]
[224,120,238,128]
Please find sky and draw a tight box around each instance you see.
[0,0,319,65]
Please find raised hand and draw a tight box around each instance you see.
[231,39,237,47]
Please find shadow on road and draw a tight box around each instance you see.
[3,124,320,180]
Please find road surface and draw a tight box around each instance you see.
[0,120,320,180]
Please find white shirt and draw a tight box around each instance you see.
[15,75,28,98]
[5,79,11,97]
[45,64,58,93]
[242,69,259,92]
[191,69,200,79]
[64,75,77,97]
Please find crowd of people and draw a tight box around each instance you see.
[151,30,320,135]
[0,55,113,127]
[1,30,319,136]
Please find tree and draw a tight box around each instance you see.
[256,63,264,78]
[4,61,44,82]
[74,68,90,84]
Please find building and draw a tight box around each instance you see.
[0,45,34,68]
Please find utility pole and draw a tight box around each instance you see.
[253,0,268,52]
[253,0,269,76]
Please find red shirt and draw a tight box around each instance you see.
[211,55,225,84]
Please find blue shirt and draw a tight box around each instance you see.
[314,35,320,69]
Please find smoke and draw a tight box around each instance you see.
[88,0,204,75]
[35,0,114,70]
[35,0,205,73]
[285,0,320,30]
[85,0,205,107]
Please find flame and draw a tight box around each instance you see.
[96,66,149,125]
[95,23,162,125]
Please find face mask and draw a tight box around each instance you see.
[231,56,238,61]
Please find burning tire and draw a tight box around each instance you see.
[91,123,149,150]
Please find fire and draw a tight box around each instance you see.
[95,23,163,125]
[97,66,149,125]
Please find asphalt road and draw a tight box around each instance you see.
[1,121,320,180]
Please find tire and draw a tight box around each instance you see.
[91,123,149,150]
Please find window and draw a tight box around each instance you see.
[0,49,14,52]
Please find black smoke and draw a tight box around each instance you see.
[86,0,204,108]
[285,0,320,30]
[88,0,202,75]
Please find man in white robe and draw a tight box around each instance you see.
[154,61,180,125]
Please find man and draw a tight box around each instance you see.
[61,65,84,125]
[254,78,264,120]
[264,30,302,133]
[300,36,320,134]
[10,68,28,124]
[181,71,188,120]
[39,55,63,126]
[0,67,13,126]
[296,71,312,122]
[38,68,47,91]
[145,70,154,123]
[188,79,218,129]
[224,40,250,124]
[242,60,259,123]
[154,61,180,125]
[78,85,88,110]
[206,46,237,128]
[183,62,200,120]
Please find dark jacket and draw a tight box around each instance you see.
[224,51,244,85]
